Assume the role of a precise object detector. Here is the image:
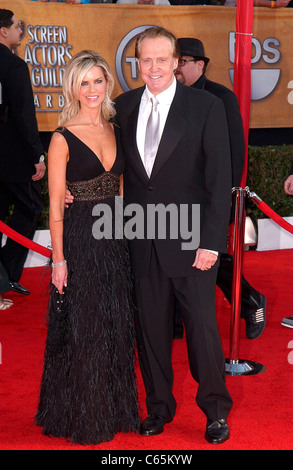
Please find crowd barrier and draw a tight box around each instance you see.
[1,190,292,260]
[1,189,293,376]
[0,221,51,258]
[225,187,293,376]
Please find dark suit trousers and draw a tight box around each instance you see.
[133,244,233,422]
[0,181,43,282]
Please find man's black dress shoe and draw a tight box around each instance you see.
[9,281,30,295]
[139,414,173,436]
[205,418,230,445]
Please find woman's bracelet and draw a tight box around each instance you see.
[52,259,67,268]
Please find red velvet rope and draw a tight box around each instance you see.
[0,220,52,258]
[252,199,293,235]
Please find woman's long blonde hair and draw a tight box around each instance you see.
[58,50,116,125]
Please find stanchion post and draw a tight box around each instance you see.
[229,187,245,362]
[225,187,266,376]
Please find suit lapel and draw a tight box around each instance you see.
[124,88,150,182]
[124,82,190,182]
[150,82,189,181]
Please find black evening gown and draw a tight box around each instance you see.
[36,126,140,445]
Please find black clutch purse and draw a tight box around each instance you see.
[46,288,69,356]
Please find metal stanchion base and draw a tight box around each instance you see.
[225,359,266,376]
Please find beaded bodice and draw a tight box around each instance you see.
[67,173,120,201]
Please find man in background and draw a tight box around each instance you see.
[175,37,266,340]
[0,9,45,296]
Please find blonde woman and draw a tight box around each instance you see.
[36,50,139,445]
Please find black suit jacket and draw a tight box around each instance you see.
[192,74,245,187]
[0,44,43,182]
[115,80,232,277]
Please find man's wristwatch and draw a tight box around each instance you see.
[39,155,45,163]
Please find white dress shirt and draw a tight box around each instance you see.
[136,77,176,176]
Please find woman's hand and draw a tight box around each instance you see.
[52,263,68,294]
[65,188,74,207]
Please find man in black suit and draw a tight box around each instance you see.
[115,27,233,444]
[0,9,45,295]
[175,37,266,340]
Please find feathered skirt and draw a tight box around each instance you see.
[36,197,140,445]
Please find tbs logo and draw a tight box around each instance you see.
[115,25,154,92]
[229,32,281,101]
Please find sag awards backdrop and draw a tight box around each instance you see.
[0,0,292,132]
[1,1,293,453]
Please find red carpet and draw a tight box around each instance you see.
[0,249,292,451]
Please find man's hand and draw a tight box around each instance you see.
[32,162,46,181]
[284,175,293,195]
[65,189,74,208]
[192,248,218,271]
